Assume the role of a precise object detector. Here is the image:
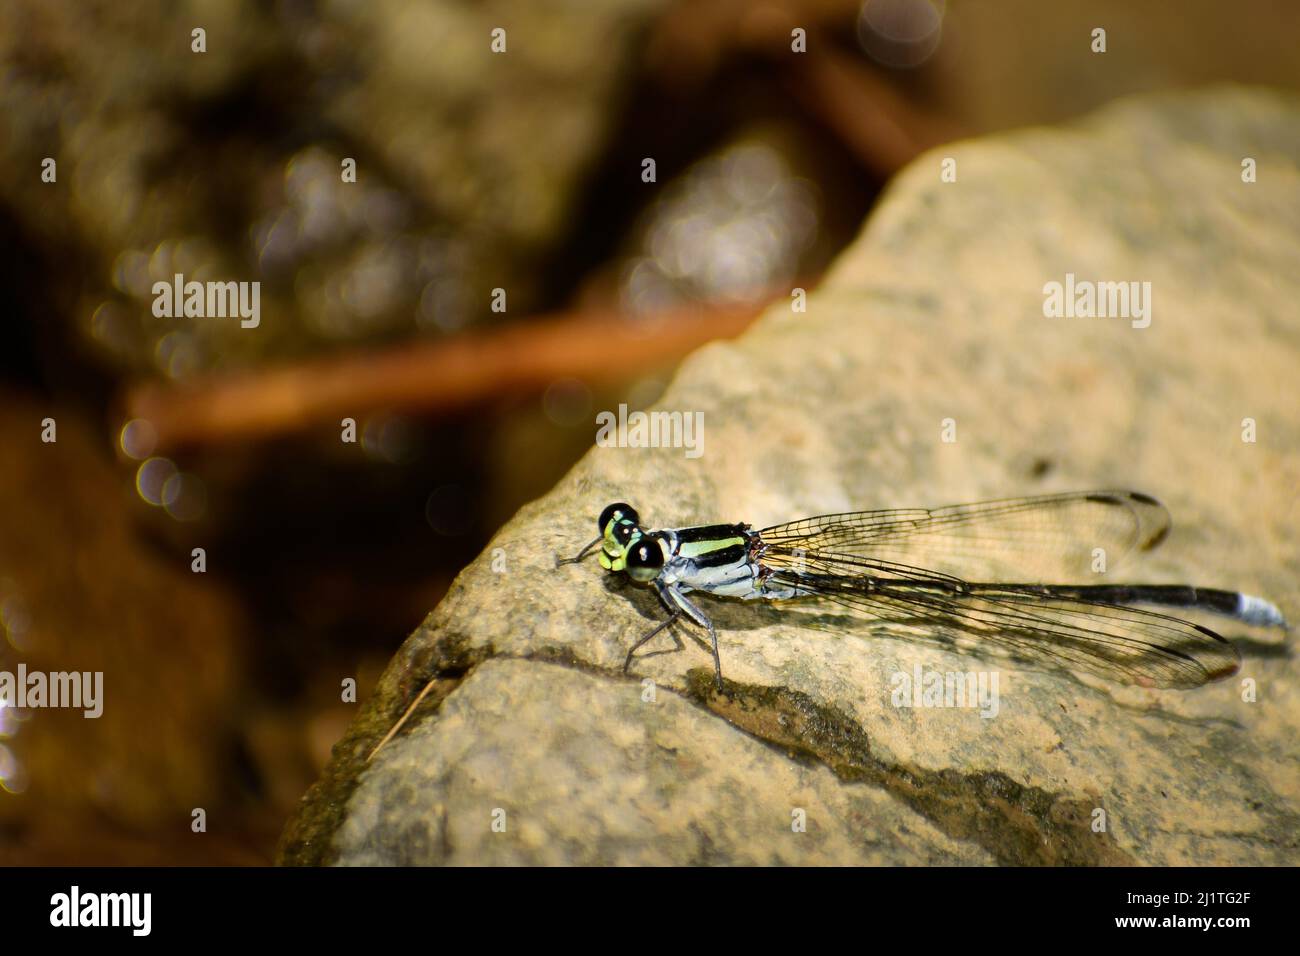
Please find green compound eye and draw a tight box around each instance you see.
[625,537,665,583]
[598,502,639,534]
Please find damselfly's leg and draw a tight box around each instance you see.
[555,535,602,567]
[704,618,722,692]
[624,611,682,674]
[656,581,725,692]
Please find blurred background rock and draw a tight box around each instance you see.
[0,0,1296,863]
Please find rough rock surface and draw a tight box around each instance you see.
[280,87,1300,866]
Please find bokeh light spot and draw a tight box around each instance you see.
[542,378,593,428]
[136,457,178,507]
[163,472,208,522]
[425,485,474,537]
[119,418,159,460]
[857,0,946,69]
[0,743,28,795]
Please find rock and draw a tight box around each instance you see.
[280,86,1300,866]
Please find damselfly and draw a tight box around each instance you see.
[559,491,1286,691]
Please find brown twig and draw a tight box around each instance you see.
[646,1,963,178]
[122,293,791,453]
[785,33,965,178]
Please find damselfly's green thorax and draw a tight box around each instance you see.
[563,492,1286,693]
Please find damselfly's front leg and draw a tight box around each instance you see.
[555,535,602,567]
[624,611,683,675]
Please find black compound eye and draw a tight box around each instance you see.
[626,538,665,583]
[598,502,639,534]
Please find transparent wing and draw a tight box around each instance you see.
[758,491,1171,582]
[763,562,1240,689]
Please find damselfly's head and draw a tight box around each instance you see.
[596,502,665,583]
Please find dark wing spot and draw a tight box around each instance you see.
[1141,523,1170,551]
[1193,622,1234,646]
[1084,493,1126,506]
